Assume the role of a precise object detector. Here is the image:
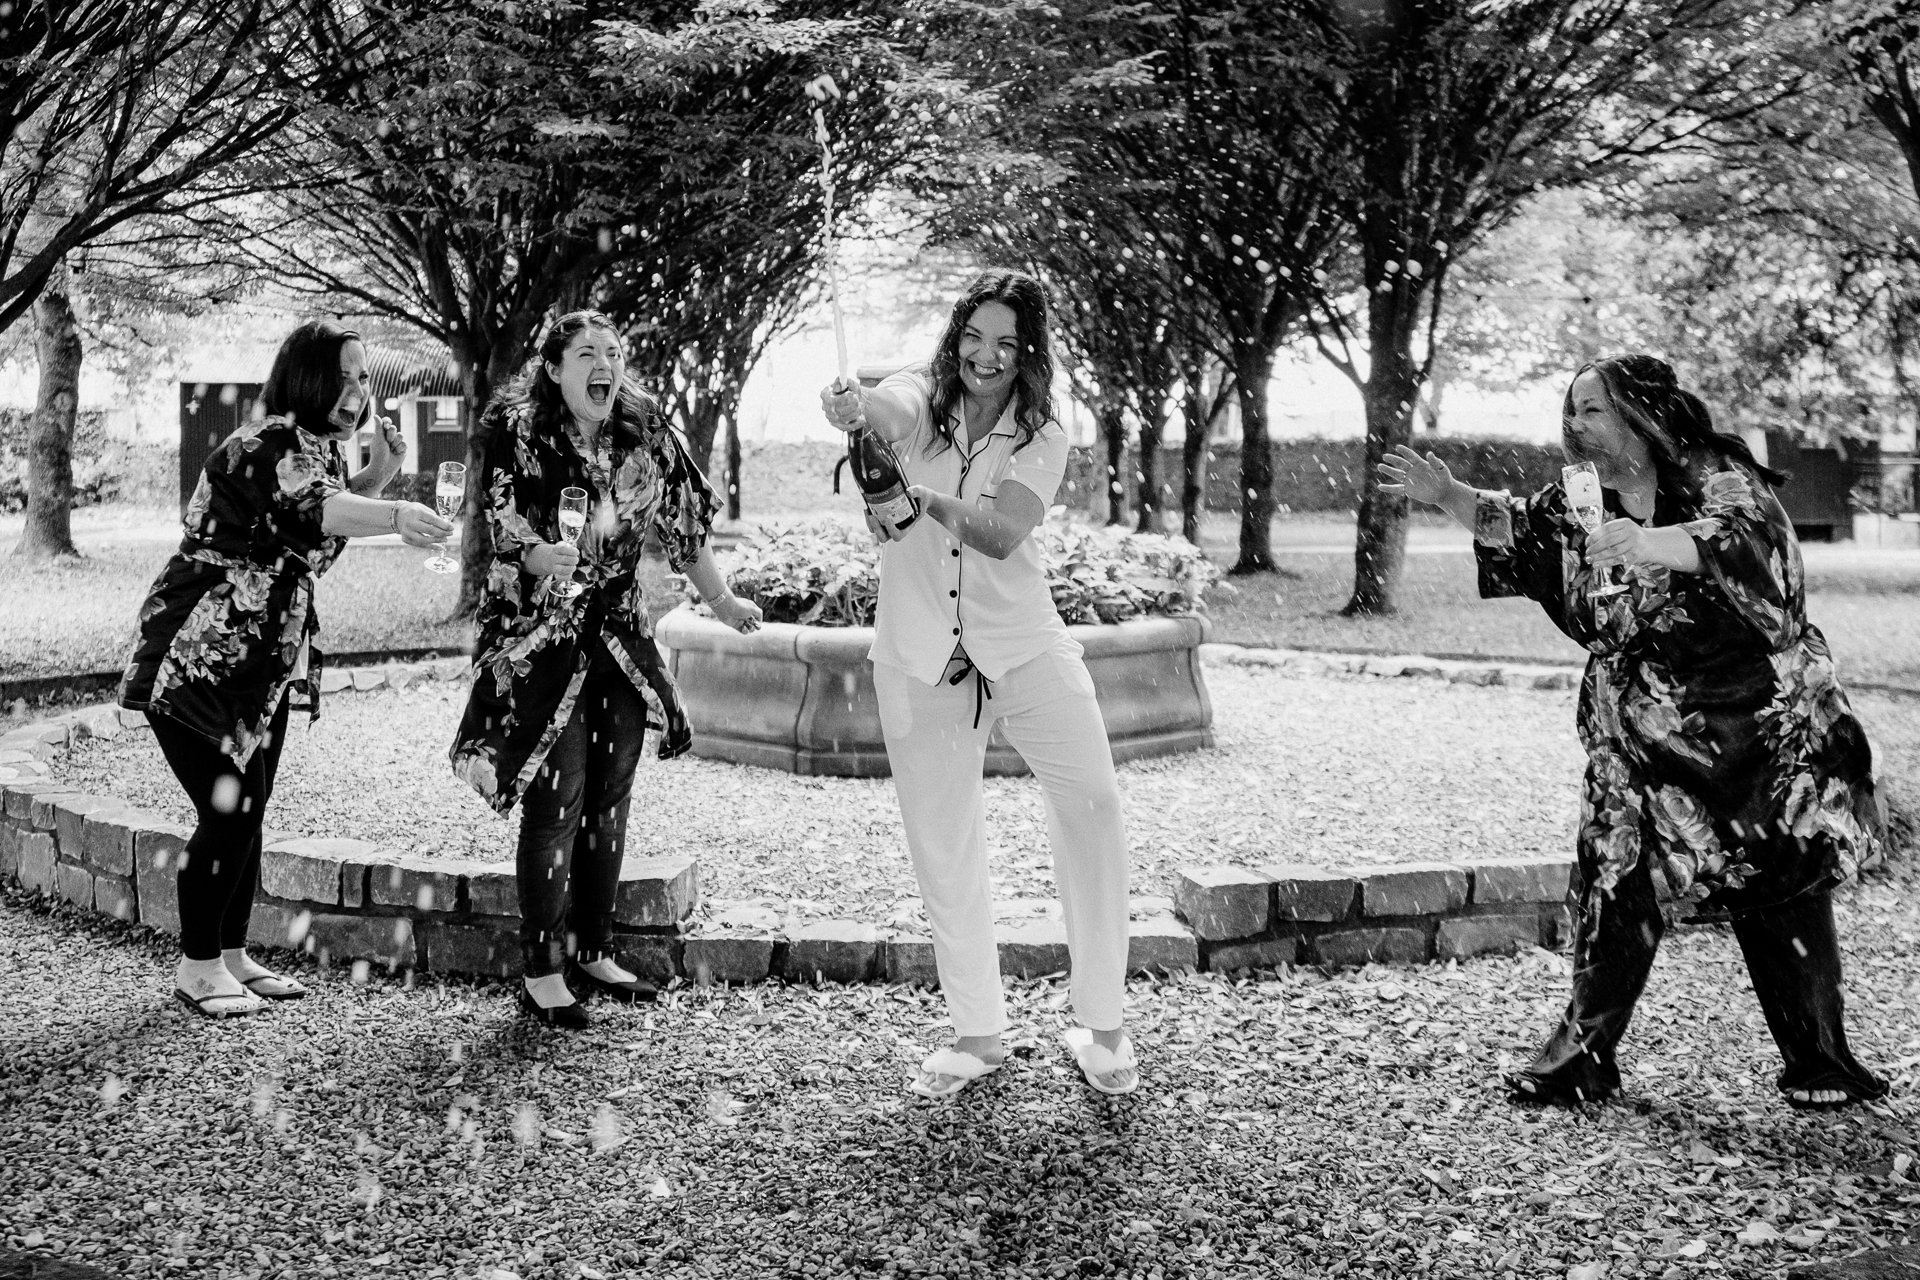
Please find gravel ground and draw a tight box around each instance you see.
[2,857,1919,1280]
[49,665,1593,916]
[46,666,1920,922]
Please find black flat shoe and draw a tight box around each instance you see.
[572,965,659,1004]
[517,984,591,1029]
[1504,1070,1617,1108]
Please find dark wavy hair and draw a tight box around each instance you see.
[490,309,656,449]
[1562,354,1787,491]
[926,269,1055,453]
[261,319,362,437]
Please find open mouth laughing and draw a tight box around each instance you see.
[966,359,1006,383]
[586,374,613,407]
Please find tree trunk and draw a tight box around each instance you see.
[1178,358,1230,546]
[1343,294,1422,615]
[1230,346,1278,574]
[1418,356,1449,432]
[1180,398,1207,545]
[684,393,723,480]
[15,267,82,560]
[1135,409,1165,534]
[724,407,743,522]
[676,346,728,477]
[1099,404,1127,526]
[452,355,501,621]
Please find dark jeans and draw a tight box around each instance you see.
[1525,851,1886,1101]
[516,644,648,976]
[148,695,291,962]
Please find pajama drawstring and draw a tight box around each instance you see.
[947,655,994,729]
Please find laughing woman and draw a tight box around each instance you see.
[819,269,1137,1098]
[122,320,453,1019]
[1379,353,1887,1110]
[450,310,760,1029]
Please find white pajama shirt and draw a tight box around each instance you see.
[869,368,1130,1036]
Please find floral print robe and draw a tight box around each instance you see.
[120,415,347,762]
[449,400,718,815]
[1475,449,1882,919]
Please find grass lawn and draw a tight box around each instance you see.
[1,506,480,681]
[1194,512,1920,690]
[5,504,1918,693]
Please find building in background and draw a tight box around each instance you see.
[175,344,467,508]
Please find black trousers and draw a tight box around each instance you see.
[1525,850,1886,1101]
[516,644,648,977]
[148,695,292,962]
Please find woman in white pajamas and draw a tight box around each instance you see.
[819,269,1137,1099]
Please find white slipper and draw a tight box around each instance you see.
[909,1048,1002,1100]
[1062,1028,1139,1096]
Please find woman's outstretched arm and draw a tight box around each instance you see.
[820,378,921,444]
[1377,445,1491,527]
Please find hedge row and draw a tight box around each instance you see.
[1063,437,1569,518]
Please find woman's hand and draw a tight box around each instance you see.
[819,377,867,433]
[394,502,454,548]
[1585,518,1650,570]
[524,541,581,578]
[708,594,763,634]
[369,415,407,467]
[862,508,905,544]
[1376,445,1455,506]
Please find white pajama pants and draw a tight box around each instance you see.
[873,642,1131,1037]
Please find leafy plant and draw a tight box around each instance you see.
[679,512,1220,628]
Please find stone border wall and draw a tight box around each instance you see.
[0,648,1581,987]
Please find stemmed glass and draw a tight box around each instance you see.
[425,462,465,574]
[550,486,589,600]
[1563,461,1629,597]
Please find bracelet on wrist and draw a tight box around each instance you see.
[388,501,401,533]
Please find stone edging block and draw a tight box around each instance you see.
[1467,856,1574,905]
[1260,863,1359,923]
[1172,866,1272,941]
[1350,861,1471,918]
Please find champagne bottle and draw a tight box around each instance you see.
[847,424,919,532]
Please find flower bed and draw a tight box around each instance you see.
[676,513,1222,627]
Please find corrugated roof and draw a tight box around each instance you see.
[369,344,464,401]
[178,341,466,403]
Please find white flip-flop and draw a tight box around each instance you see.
[1062,1028,1139,1096]
[909,1048,1002,1100]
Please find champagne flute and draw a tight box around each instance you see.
[1563,461,1630,597]
[425,462,465,574]
[550,486,589,600]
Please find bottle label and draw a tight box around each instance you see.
[871,493,916,527]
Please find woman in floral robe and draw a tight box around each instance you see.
[121,320,452,1019]
[448,311,760,1028]
[1380,354,1886,1110]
